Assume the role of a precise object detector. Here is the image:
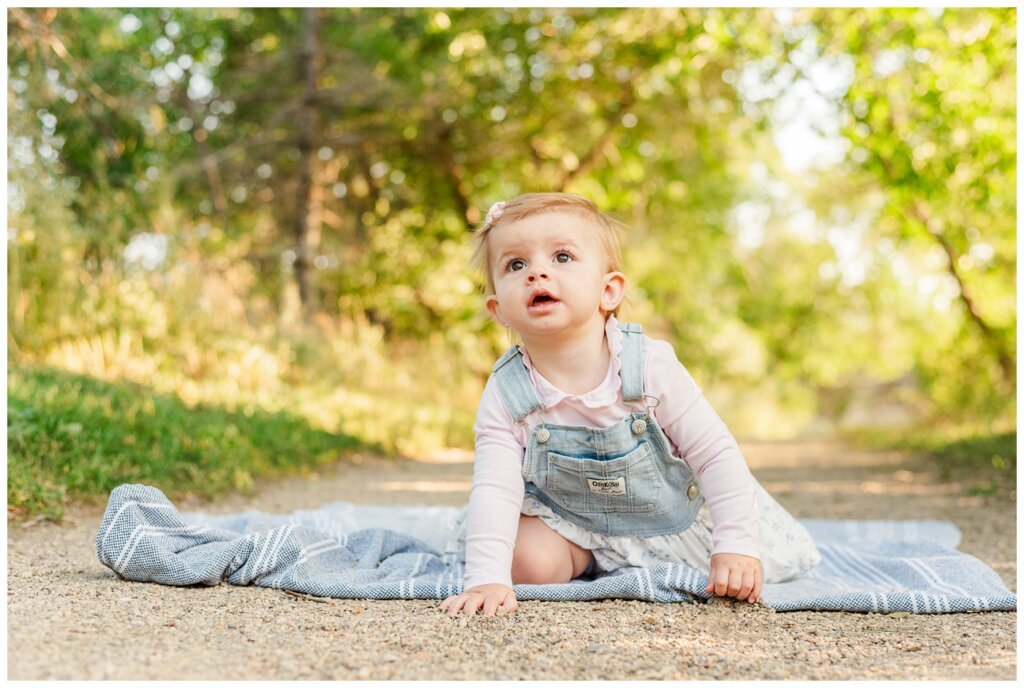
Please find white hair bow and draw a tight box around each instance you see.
[485,201,506,226]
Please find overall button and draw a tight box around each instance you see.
[630,419,647,435]
[687,482,699,500]
[536,428,550,444]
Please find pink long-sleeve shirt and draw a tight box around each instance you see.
[463,316,759,590]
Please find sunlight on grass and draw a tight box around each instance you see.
[30,313,482,456]
[7,363,364,519]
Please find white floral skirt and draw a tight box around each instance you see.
[518,477,821,583]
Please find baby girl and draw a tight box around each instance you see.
[441,193,820,616]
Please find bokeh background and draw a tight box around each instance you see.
[7,7,1016,517]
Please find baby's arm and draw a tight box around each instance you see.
[441,376,525,616]
[645,339,762,601]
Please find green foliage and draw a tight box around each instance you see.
[787,8,1016,423]
[8,363,363,519]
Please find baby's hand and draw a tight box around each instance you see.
[440,583,518,617]
[706,553,763,603]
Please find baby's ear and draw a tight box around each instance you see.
[485,295,506,327]
[601,271,626,312]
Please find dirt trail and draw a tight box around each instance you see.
[6,440,1016,680]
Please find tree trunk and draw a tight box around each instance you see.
[292,7,323,317]
[176,89,228,233]
[911,201,1015,385]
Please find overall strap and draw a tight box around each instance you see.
[492,322,646,421]
[491,346,545,424]
[616,322,645,402]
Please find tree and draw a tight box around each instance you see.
[744,7,1016,422]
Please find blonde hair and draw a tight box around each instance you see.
[470,192,626,316]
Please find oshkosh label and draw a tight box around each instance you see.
[587,477,626,495]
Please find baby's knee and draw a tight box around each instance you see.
[510,546,573,585]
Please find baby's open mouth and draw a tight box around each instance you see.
[529,292,559,307]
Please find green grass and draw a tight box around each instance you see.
[848,426,1017,497]
[924,431,1017,496]
[7,363,365,521]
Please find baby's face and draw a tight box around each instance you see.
[485,210,624,341]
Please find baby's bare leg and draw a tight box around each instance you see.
[511,515,594,585]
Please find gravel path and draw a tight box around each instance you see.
[7,440,1016,680]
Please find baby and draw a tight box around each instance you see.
[441,193,820,617]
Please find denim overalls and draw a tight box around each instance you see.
[491,322,705,538]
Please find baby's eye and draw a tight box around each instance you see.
[507,258,526,272]
[554,252,573,264]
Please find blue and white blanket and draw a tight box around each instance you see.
[96,484,1016,613]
